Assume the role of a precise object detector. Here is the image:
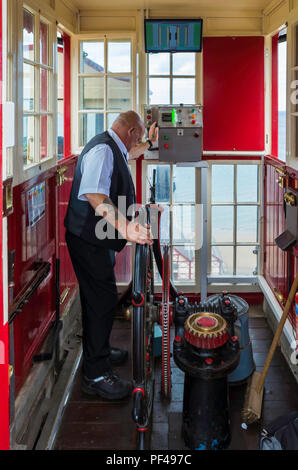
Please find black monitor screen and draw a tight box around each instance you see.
[145,19,203,53]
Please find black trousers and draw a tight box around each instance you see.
[65,230,118,378]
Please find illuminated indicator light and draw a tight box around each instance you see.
[164,144,169,149]
[174,336,182,342]
[164,135,169,140]
[171,109,177,124]
[192,108,195,112]
[205,358,213,365]
[191,114,196,119]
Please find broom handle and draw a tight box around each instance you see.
[256,272,298,394]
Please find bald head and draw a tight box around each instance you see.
[112,111,143,130]
[111,111,145,152]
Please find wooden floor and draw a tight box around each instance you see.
[54,309,298,451]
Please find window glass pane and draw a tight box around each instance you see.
[80,113,104,147]
[173,166,195,202]
[149,53,170,75]
[212,165,234,203]
[173,205,195,243]
[237,206,258,243]
[80,41,104,73]
[80,77,104,110]
[40,115,48,159]
[57,46,64,159]
[236,246,258,275]
[147,165,170,203]
[278,37,287,162]
[108,42,131,73]
[23,63,35,112]
[159,205,170,243]
[148,78,170,104]
[40,68,48,112]
[173,52,195,75]
[107,113,119,129]
[23,9,34,61]
[172,78,195,104]
[40,21,48,65]
[173,245,195,283]
[211,245,233,275]
[23,116,35,165]
[212,206,234,243]
[296,25,298,65]
[153,258,162,284]
[107,76,132,112]
[237,165,258,202]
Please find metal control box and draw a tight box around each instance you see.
[144,105,203,163]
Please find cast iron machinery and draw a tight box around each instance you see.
[127,189,254,450]
[173,310,240,449]
[131,206,157,450]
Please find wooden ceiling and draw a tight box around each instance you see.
[72,0,274,13]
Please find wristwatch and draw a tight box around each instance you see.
[146,139,153,150]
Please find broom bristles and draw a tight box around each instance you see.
[241,371,264,424]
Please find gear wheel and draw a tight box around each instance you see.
[184,312,229,349]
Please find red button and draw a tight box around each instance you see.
[174,336,182,342]
[164,144,169,149]
[192,120,196,124]
[147,115,151,119]
[197,316,216,328]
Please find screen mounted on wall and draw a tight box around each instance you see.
[144,19,203,53]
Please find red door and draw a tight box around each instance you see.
[0,0,10,450]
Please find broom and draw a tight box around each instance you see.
[242,272,298,425]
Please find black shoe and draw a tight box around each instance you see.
[110,347,128,365]
[82,371,132,400]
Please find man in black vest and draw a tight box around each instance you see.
[64,111,158,400]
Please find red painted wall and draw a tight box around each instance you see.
[7,170,57,395]
[0,0,10,449]
[57,156,78,306]
[264,156,298,327]
[203,36,265,152]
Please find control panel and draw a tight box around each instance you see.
[145,105,203,128]
[144,105,203,163]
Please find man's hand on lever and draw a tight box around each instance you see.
[129,122,159,160]
[85,193,153,246]
[126,221,153,245]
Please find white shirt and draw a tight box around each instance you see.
[78,129,129,201]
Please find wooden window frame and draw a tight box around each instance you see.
[74,34,136,153]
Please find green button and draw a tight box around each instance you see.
[164,135,169,140]
[191,108,195,112]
